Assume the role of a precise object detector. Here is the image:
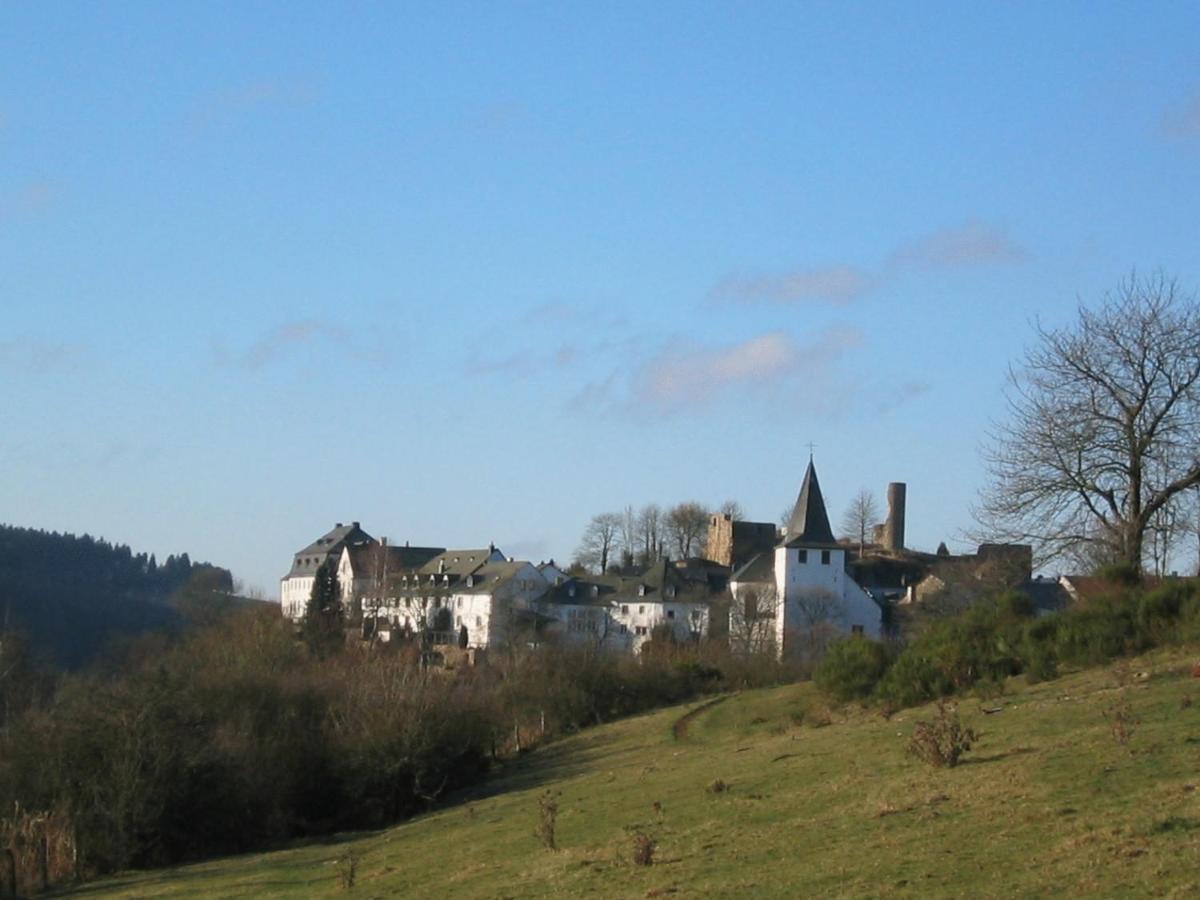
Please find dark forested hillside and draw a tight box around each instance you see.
[0,524,233,667]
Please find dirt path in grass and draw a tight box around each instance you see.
[672,694,730,741]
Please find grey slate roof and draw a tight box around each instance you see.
[543,560,710,607]
[783,461,838,548]
[730,552,775,584]
[344,544,444,579]
[286,522,375,577]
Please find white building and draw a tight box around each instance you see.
[280,522,375,619]
[540,560,715,654]
[729,460,881,658]
[336,542,444,619]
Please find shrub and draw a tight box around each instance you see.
[814,637,891,702]
[707,778,728,794]
[876,648,954,709]
[1019,617,1060,683]
[906,701,977,768]
[994,590,1035,620]
[1103,694,1139,749]
[1054,599,1144,666]
[533,790,560,851]
[631,831,656,866]
[1137,582,1198,641]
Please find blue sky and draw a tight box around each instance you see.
[3,2,1198,594]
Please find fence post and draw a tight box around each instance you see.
[2,847,15,899]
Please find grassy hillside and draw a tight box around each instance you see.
[68,647,1200,898]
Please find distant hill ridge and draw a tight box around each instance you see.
[0,523,233,667]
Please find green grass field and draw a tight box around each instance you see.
[65,647,1200,898]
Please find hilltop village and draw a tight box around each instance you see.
[281,461,1057,660]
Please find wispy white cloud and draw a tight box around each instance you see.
[1162,91,1200,139]
[887,221,1027,269]
[185,80,317,139]
[0,181,60,220]
[709,220,1026,309]
[214,319,353,371]
[0,338,86,371]
[708,266,871,306]
[570,328,861,419]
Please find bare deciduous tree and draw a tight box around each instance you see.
[788,588,846,662]
[637,504,663,566]
[665,501,710,559]
[976,273,1200,571]
[840,488,879,555]
[717,499,745,521]
[728,583,779,655]
[574,512,623,574]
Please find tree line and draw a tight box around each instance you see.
[0,524,233,668]
[0,603,789,890]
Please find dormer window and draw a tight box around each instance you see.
[568,585,576,598]
[466,575,474,587]
[637,585,646,597]
[666,586,676,598]
[590,585,598,597]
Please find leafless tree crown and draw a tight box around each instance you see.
[976,272,1200,570]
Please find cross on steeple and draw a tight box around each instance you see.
[805,441,817,460]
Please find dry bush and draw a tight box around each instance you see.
[631,831,656,866]
[707,778,728,794]
[0,806,77,894]
[1103,694,1139,748]
[534,790,560,851]
[906,701,977,768]
[336,848,358,890]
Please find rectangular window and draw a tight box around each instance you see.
[619,624,628,634]
[638,605,645,614]
[621,604,629,614]
[798,550,808,563]
[821,550,831,565]
[635,626,647,635]
[666,609,675,619]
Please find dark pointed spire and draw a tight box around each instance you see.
[784,459,836,546]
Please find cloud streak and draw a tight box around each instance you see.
[0,338,85,371]
[1162,91,1200,139]
[887,221,1027,269]
[214,319,353,371]
[185,80,317,139]
[571,328,863,419]
[709,219,1027,308]
[709,266,871,306]
[0,181,60,220]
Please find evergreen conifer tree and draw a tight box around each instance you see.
[302,559,344,658]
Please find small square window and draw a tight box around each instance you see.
[667,610,675,619]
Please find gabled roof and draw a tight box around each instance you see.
[296,522,375,557]
[418,548,503,577]
[286,522,376,577]
[783,461,837,548]
[344,544,445,578]
[730,552,774,585]
[455,560,546,596]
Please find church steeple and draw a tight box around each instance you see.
[783,459,837,546]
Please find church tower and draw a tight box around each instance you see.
[773,459,878,655]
